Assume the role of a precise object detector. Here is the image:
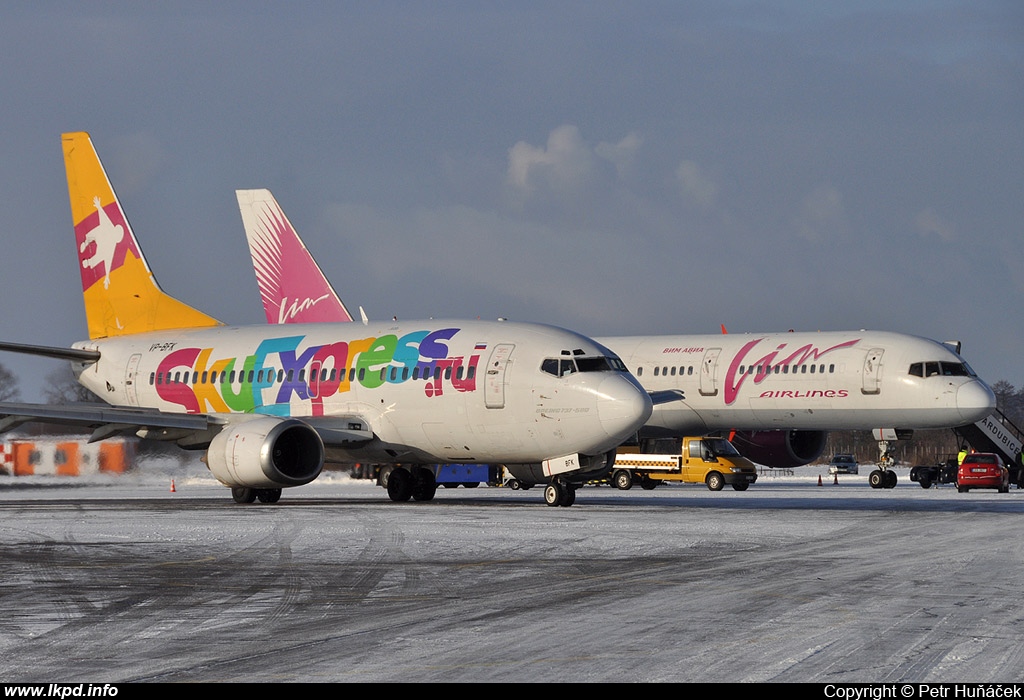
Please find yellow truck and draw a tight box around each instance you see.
[610,436,758,491]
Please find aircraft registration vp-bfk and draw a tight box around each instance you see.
[0,133,654,507]
[237,190,997,489]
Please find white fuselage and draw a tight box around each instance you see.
[596,330,995,434]
[71,319,653,464]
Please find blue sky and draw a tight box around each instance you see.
[1,2,1021,399]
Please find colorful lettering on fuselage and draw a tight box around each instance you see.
[723,338,860,405]
[153,328,481,415]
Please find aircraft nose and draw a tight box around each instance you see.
[596,375,654,441]
[957,380,996,423]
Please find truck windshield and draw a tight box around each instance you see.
[703,438,741,457]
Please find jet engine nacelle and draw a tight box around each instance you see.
[207,417,324,489]
[728,430,827,468]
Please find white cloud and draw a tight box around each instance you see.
[506,124,598,193]
[675,160,718,209]
[595,131,643,181]
[913,208,956,242]
[794,185,846,242]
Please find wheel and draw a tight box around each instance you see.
[544,482,563,506]
[386,468,413,502]
[869,470,885,489]
[885,470,897,488]
[640,478,658,490]
[411,468,437,501]
[705,472,724,491]
[918,478,932,489]
[732,483,748,491]
[378,465,394,488]
[462,482,479,488]
[613,470,633,490]
[231,487,256,504]
[559,485,576,507]
[508,479,521,490]
[442,483,458,488]
[256,488,282,503]
[957,485,968,493]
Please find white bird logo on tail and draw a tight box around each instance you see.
[80,196,125,289]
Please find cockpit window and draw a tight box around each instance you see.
[541,354,629,376]
[909,361,976,378]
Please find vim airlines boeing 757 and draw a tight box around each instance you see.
[0,133,653,507]
[236,189,996,489]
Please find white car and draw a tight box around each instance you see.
[828,454,859,475]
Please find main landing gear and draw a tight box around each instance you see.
[868,469,897,489]
[543,479,577,507]
[384,467,438,503]
[231,487,283,504]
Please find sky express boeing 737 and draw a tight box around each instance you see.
[0,133,654,507]
[236,189,996,488]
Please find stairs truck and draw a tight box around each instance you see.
[609,436,758,491]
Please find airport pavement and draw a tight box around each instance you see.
[0,468,1021,683]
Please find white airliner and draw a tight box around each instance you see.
[0,133,654,507]
[236,189,997,489]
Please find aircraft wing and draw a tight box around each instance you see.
[0,401,376,449]
[298,416,374,445]
[0,401,223,443]
[648,390,686,405]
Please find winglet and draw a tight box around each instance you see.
[63,132,222,339]
[236,189,353,324]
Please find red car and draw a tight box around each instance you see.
[957,453,1010,493]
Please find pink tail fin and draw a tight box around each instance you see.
[236,189,353,324]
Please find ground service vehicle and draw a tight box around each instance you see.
[956,453,1009,493]
[609,436,758,491]
[909,457,959,489]
[374,463,497,489]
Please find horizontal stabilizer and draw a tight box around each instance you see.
[0,341,100,363]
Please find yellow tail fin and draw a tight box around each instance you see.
[63,132,223,339]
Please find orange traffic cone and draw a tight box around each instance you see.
[817,474,823,486]
[170,479,176,493]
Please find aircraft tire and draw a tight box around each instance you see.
[387,468,413,502]
[544,482,563,506]
[559,485,576,507]
[869,470,885,489]
[705,472,724,491]
[231,487,257,504]
[256,488,282,503]
[885,471,898,488]
[411,468,437,502]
